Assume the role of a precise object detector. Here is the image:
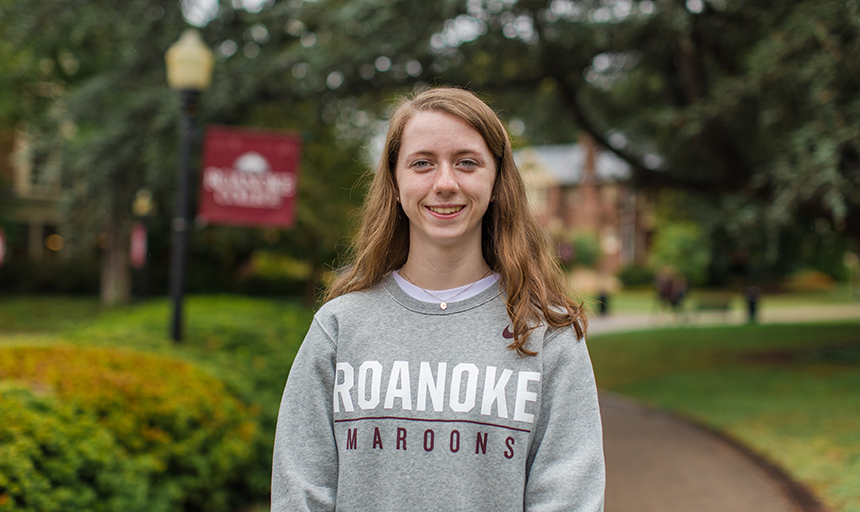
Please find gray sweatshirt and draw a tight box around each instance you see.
[272,274,605,511]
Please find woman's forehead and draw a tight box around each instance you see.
[399,112,489,152]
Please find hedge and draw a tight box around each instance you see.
[0,346,258,512]
[0,384,153,512]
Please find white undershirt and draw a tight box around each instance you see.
[392,270,500,304]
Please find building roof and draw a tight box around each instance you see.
[514,143,631,185]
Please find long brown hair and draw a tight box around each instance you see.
[326,87,587,354]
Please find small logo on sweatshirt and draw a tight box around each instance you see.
[502,325,514,339]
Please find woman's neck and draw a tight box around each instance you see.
[400,243,490,290]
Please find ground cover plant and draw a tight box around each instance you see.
[0,383,152,512]
[0,296,103,332]
[588,322,860,512]
[0,345,257,512]
[0,295,313,510]
[65,296,313,502]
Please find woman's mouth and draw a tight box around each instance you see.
[427,205,465,215]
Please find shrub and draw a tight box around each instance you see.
[0,383,154,512]
[617,264,655,287]
[571,232,602,268]
[0,258,100,295]
[648,222,711,285]
[785,269,838,292]
[0,346,258,512]
[64,296,313,502]
[556,231,602,269]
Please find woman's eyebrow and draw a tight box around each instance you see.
[406,150,437,157]
[406,148,485,158]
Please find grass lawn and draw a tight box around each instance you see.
[0,296,105,332]
[588,322,860,512]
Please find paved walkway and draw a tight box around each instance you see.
[589,303,860,336]
[600,393,797,512]
[592,304,860,512]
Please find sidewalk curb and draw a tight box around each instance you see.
[599,391,829,512]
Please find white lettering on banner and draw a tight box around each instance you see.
[203,166,297,209]
[335,361,539,424]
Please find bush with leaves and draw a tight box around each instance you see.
[617,264,655,288]
[0,346,258,512]
[63,296,314,502]
[0,383,154,512]
[648,222,712,286]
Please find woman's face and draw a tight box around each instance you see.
[395,111,496,254]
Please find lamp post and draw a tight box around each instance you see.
[165,29,213,342]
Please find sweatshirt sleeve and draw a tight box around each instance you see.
[524,328,606,512]
[271,317,339,512]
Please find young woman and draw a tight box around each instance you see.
[272,87,605,511]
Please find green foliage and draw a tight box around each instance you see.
[0,295,314,508]
[785,269,838,293]
[648,221,711,285]
[0,257,99,295]
[0,383,153,512]
[303,0,860,260]
[62,296,313,502]
[557,231,602,269]
[0,0,367,303]
[571,231,602,268]
[616,264,655,288]
[4,0,860,296]
[0,296,103,333]
[0,345,257,512]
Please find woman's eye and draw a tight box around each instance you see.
[459,159,478,169]
[412,160,431,169]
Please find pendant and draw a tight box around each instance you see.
[440,302,448,310]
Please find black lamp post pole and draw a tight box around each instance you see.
[169,89,199,342]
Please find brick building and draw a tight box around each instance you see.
[515,134,653,277]
[0,127,63,264]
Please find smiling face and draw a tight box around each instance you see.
[395,110,497,256]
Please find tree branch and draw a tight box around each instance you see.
[549,74,713,191]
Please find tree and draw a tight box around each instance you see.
[0,0,366,304]
[298,0,860,269]
[648,221,710,285]
[6,0,859,300]
[0,0,197,304]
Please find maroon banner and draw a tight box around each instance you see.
[130,222,147,269]
[197,126,302,228]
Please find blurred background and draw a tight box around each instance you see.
[0,1,858,511]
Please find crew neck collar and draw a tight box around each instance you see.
[381,272,502,315]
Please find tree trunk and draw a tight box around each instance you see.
[101,220,131,305]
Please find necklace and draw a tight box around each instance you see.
[399,268,493,310]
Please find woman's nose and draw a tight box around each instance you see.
[433,164,457,193]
